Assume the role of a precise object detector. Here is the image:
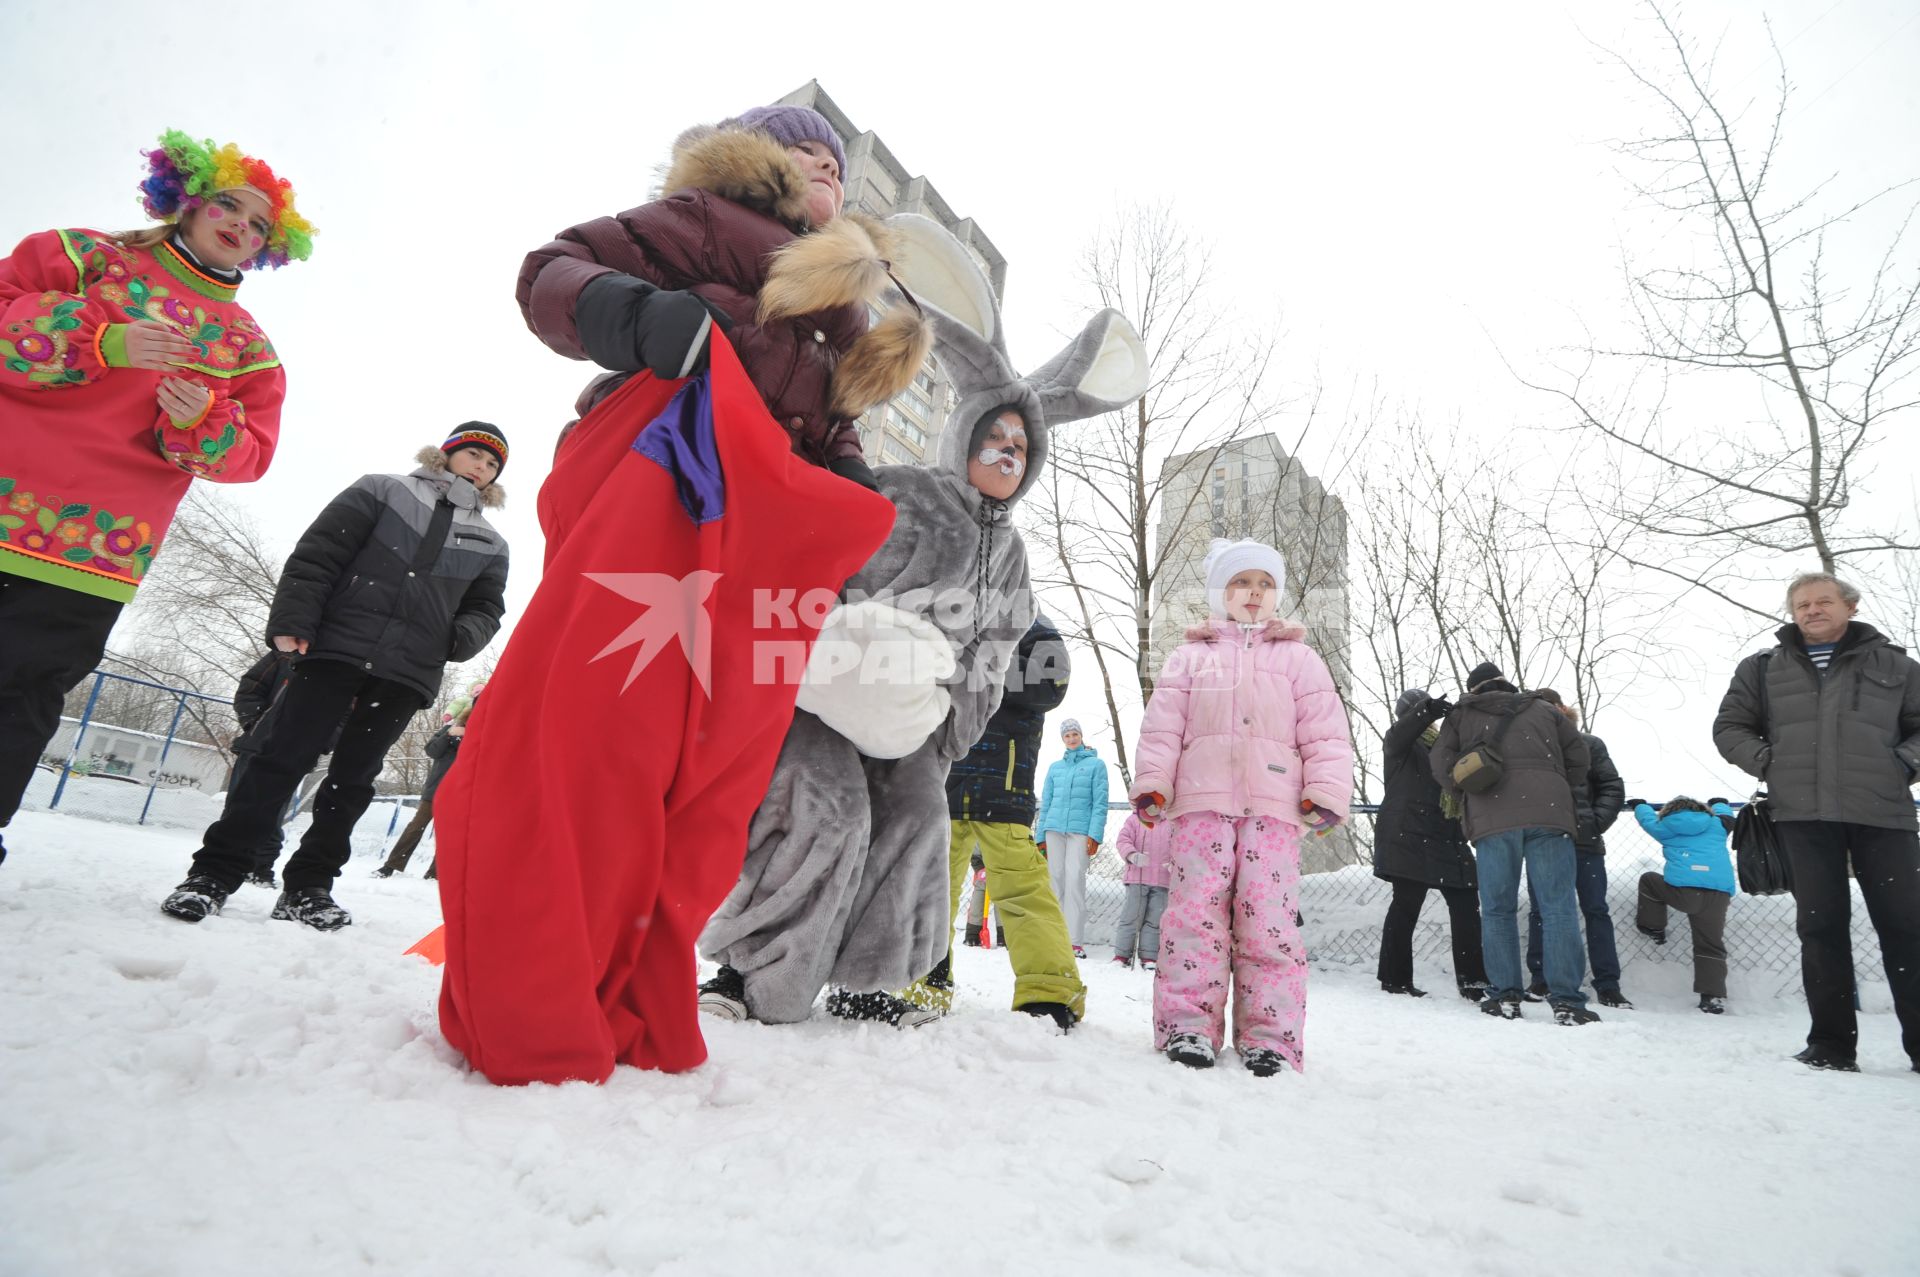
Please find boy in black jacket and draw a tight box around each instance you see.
[162,428,509,930]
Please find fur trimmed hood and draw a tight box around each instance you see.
[1185,616,1308,644]
[414,446,507,508]
[658,126,931,422]
[660,125,814,229]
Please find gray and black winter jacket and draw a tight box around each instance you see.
[267,451,508,702]
[1712,622,1920,832]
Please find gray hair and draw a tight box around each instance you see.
[1785,572,1862,613]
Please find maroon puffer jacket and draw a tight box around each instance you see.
[517,127,925,467]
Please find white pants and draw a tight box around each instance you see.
[1045,830,1090,945]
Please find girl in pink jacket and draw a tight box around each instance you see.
[1130,539,1354,1075]
[1111,812,1174,969]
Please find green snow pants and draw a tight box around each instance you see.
[930,820,1086,1018]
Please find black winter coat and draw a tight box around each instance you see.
[1713,622,1920,831]
[419,725,462,802]
[230,649,344,758]
[232,651,289,734]
[267,464,508,702]
[1572,731,1626,854]
[1372,700,1475,889]
[946,615,1070,824]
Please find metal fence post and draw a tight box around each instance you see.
[48,670,106,812]
[139,693,191,827]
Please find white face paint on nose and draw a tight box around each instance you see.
[977,447,1026,477]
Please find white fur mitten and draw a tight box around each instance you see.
[796,601,956,759]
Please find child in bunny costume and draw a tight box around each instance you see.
[698,238,1148,1026]
[1130,539,1354,1075]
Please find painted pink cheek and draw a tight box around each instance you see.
[204,205,226,221]
[247,233,264,249]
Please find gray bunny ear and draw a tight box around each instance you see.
[884,214,998,350]
[1029,309,1150,426]
[882,213,1018,396]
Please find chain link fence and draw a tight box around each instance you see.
[1046,804,1895,995]
[21,669,428,861]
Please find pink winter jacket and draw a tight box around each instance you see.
[1114,812,1173,888]
[1131,618,1355,827]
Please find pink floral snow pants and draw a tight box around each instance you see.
[1153,812,1307,1070]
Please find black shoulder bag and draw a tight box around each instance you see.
[1731,651,1794,896]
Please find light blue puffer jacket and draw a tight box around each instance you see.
[1632,802,1737,895]
[1034,746,1110,844]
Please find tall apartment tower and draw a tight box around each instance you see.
[775,82,1006,466]
[1149,434,1356,872]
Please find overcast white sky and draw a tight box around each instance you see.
[5,0,1916,799]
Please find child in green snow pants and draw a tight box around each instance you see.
[940,820,1086,1017]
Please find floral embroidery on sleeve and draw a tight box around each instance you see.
[156,396,248,476]
[1,294,91,386]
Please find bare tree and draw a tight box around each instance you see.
[1525,2,1920,615]
[125,486,286,688]
[1025,203,1294,782]
[1342,414,1678,815]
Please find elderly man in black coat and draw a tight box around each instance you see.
[1373,689,1489,999]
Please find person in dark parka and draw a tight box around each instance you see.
[1525,694,1630,1007]
[161,427,509,931]
[375,689,479,880]
[1431,662,1595,1023]
[1372,689,1488,999]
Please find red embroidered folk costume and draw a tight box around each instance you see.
[0,228,285,601]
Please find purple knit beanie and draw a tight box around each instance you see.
[724,105,848,178]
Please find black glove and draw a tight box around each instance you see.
[1624,798,1646,810]
[576,275,727,379]
[1706,796,1727,807]
[828,456,881,493]
[1427,697,1454,717]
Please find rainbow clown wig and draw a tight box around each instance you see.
[138,129,315,269]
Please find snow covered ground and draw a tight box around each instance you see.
[3,807,1916,1277]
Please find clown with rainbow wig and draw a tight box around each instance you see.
[0,130,312,869]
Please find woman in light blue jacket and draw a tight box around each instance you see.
[1035,719,1109,954]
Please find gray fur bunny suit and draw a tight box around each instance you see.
[700,224,1149,1023]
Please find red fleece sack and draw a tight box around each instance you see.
[431,334,893,1085]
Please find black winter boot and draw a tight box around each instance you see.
[161,874,230,923]
[1020,1001,1077,1032]
[1165,1032,1215,1069]
[1241,1047,1287,1078]
[1793,1045,1859,1072]
[1480,996,1523,1021]
[1597,988,1634,1009]
[697,965,748,1022]
[270,886,352,931]
[1698,994,1726,1015]
[1457,981,1492,1002]
[1552,1003,1602,1026]
[1380,982,1428,997]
